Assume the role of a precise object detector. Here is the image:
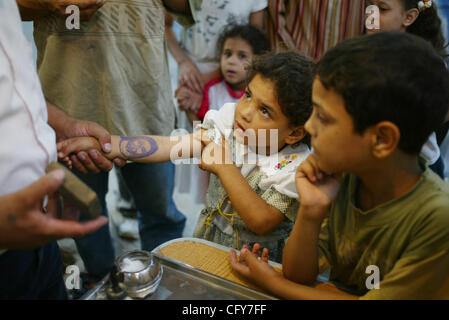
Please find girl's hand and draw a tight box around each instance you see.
[175,85,192,111]
[198,137,233,175]
[57,137,101,169]
[295,154,342,219]
[178,59,204,94]
[229,245,282,289]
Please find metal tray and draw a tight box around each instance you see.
[82,246,278,300]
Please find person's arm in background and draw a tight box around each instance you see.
[16,0,105,21]
[47,101,126,174]
[0,170,108,249]
[165,11,203,93]
[250,9,266,31]
[163,0,192,15]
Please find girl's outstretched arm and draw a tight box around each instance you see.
[57,129,211,164]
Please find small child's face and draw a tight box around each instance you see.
[365,0,416,33]
[234,74,301,153]
[221,37,254,90]
[305,78,373,174]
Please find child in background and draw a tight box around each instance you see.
[185,25,269,123]
[57,52,315,263]
[366,0,447,59]
[365,0,448,177]
[230,32,449,299]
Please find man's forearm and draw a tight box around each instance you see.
[46,100,72,136]
[165,18,191,65]
[163,0,191,16]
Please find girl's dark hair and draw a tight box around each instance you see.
[404,0,448,61]
[216,24,269,59]
[247,51,315,145]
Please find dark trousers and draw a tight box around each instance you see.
[0,242,67,300]
[73,162,186,281]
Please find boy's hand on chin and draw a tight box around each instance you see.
[296,154,342,215]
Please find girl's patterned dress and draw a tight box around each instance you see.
[193,103,310,262]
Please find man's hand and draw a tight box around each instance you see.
[47,102,126,173]
[58,117,126,173]
[0,170,108,249]
[17,0,106,21]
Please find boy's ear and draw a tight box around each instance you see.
[403,8,419,28]
[284,126,307,145]
[370,121,400,159]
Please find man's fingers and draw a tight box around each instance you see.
[19,170,65,209]
[113,158,127,168]
[41,216,108,240]
[76,151,100,174]
[86,122,112,153]
[88,149,113,172]
[71,154,88,174]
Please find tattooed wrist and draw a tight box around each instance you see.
[119,136,158,160]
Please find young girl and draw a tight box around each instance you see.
[191,25,269,122]
[57,52,315,262]
[365,0,447,60]
[366,0,448,178]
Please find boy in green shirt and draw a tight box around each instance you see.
[230,31,449,299]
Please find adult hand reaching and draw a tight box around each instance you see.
[47,102,126,174]
[0,170,108,250]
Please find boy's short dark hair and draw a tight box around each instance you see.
[317,31,449,155]
[247,51,315,144]
[216,24,269,59]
